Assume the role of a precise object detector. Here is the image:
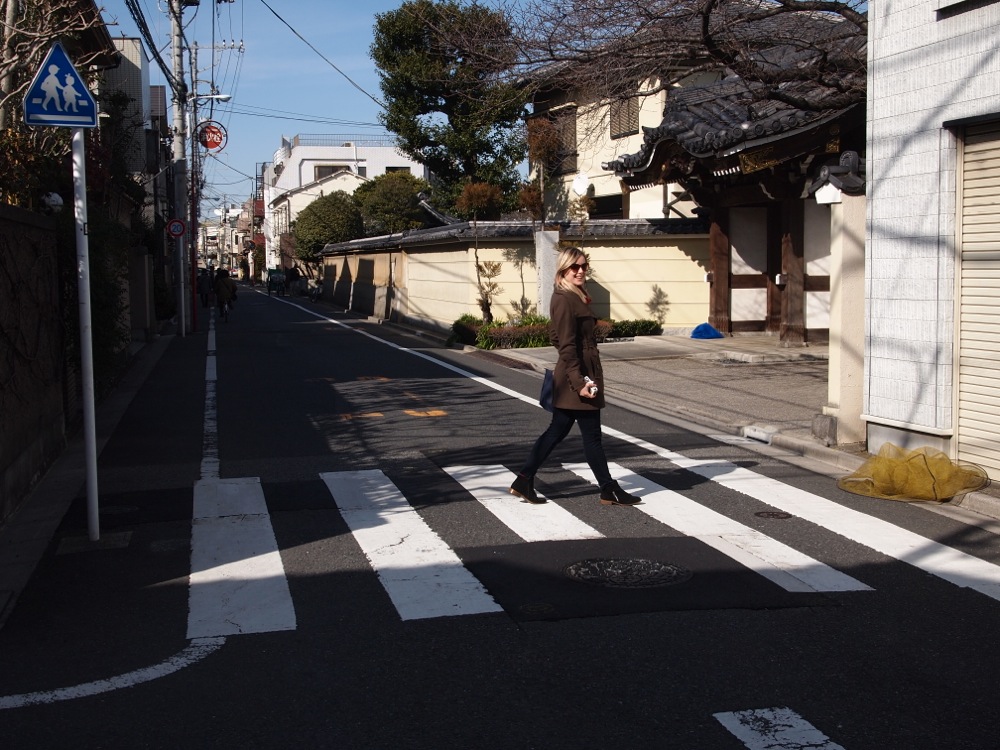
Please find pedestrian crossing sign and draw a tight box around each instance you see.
[23,42,98,128]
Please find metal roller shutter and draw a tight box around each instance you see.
[957,122,1000,478]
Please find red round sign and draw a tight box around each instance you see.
[198,121,227,151]
[166,219,186,237]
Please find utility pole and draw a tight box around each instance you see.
[189,42,201,333]
[170,0,188,336]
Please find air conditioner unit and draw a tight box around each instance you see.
[342,142,353,147]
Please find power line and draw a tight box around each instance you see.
[223,105,383,127]
[256,0,386,111]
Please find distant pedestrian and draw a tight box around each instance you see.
[197,269,212,308]
[509,247,641,506]
[213,268,237,319]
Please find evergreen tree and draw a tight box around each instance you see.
[293,192,364,265]
[371,0,527,213]
[353,171,431,236]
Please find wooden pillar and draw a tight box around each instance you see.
[766,204,783,333]
[708,210,731,334]
[779,198,805,345]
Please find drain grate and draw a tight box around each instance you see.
[564,558,692,589]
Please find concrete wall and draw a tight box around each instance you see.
[0,206,65,526]
[324,231,712,333]
[866,0,1000,441]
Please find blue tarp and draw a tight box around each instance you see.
[691,322,724,339]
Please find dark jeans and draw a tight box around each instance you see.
[519,408,612,488]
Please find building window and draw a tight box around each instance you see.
[385,166,411,174]
[610,97,640,139]
[552,109,578,176]
[314,165,350,180]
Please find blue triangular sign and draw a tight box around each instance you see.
[24,42,98,128]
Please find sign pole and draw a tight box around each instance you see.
[26,43,103,541]
[73,127,100,541]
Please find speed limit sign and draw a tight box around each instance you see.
[166,218,186,237]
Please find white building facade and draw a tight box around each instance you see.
[262,134,428,271]
[866,0,1000,476]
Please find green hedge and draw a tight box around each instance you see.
[449,314,662,349]
[607,319,663,337]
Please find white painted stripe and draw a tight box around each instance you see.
[564,463,870,593]
[187,478,297,638]
[600,426,1000,602]
[444,465,603,542]
[200,379,220,480]
[0,638,225,710]
[714,707,845,750]
[320,470,502,620]
[201,310,219,480]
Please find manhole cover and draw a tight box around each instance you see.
[564,558,692,589]
[755,511,793,519]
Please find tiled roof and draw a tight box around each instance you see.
[605,76,860,176]
[321,218,709,254]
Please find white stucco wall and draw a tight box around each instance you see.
[805,200,832,329]
[866,0,1000,437]
[333,230,711,333]
[730,207,768,322]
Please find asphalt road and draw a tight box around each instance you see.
[1,288,999,749]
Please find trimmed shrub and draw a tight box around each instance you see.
[449,315,660,349]
[450,314,483,346]
[607,319,663,338]
[477,322,550,349]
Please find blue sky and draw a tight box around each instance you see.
[98,0,403,212]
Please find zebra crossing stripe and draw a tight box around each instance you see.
[320,470,503,620]
[714,707,846,750]
[188,478,297,638]
[564,463,871,593]
[601,427,1000,602]
[443,465,603,542]
[702,464,1000,601]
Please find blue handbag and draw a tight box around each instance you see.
[539,368,554,412]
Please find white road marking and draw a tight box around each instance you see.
[444,465,603,542]
[564,463,870,593]
[0,638,225,710]
[601,426,1000,602]
[714,707,846,749]
[187,477,297,638]
[320,469,502,620]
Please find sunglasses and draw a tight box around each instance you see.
[568,263,589,273]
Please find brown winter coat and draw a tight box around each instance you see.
[214,275,237,303]
[549,288,605,411]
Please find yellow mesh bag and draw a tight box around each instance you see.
[837,443,990,502]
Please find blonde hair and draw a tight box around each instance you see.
[554,247,589,302]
